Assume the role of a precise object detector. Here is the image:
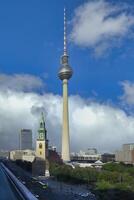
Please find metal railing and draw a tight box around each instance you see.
[1,163,37,200]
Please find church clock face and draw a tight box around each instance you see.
[39,131,44,140]
[41,133,43,139]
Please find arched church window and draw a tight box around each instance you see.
[39,143,42,149]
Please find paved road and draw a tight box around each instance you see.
[0,164,21,200]
[4,161,96,200]
[42,178,96,200]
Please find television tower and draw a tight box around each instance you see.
[58,8,73,162]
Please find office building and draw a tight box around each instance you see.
[19,129,32,150]
[115,143,134,164]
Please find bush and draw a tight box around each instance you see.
[96,180,114,190]
[50,162,134,194]
[115,183,131,191]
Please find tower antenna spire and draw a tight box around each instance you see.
[64,7,67,55]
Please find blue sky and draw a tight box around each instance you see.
[0,0,134,102]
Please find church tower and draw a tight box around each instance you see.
[33,112,49,177]
[36,112,48,160]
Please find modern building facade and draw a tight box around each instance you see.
[58,8,73,162]
[115,143,134,164]
[71,149,101,163]
[19,129,32,150]
[71,149,103,168]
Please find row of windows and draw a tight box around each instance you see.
[72,156,100,160]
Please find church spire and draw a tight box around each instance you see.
[41,111,45,123]
[38,112,46,140]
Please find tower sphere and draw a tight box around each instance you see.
[58,55,73,80]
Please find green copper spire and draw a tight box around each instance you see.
[38,112,47,140]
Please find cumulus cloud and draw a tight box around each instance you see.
[0,74,134,153]
[0,74,44,92]
[120,81,134,105]
[70,97,134,152]
[70,0,134,55]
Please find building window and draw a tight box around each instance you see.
[40,151,42,155]
[39,143,42,149]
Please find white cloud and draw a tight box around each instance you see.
[70,98,134,152]
[120,81,134,105]
[0,74,44,92]
[0,74,134,153]
[70,0,134,55]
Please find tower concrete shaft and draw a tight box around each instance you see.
[62,79,70,161]
[58,8,73,162]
